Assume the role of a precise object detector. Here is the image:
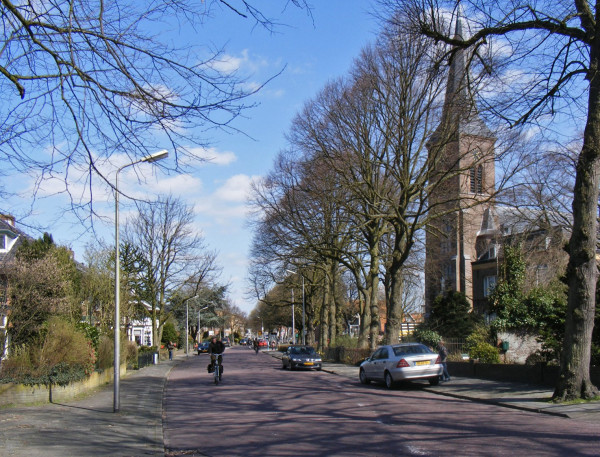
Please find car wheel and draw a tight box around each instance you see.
[384,371,395,389]
[289,364,295,371]
[359,368,370,385]
[428,376,440,386]
[282,362,286,370]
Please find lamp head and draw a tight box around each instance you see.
[142,149,168,163]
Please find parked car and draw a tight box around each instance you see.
[197,342,210,354]
[258,339,268,347]
[282,345,322,371]
[359,343,443,389]
[240,338,249,346]
[222,336,231,347]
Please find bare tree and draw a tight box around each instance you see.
[0,0,310,225]
[392,0,598,401]
[123,195,220,346]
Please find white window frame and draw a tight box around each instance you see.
[483,275,497,297]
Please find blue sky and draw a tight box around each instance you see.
[7,1,381,315]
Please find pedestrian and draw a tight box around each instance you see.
[438,339,450,382]
[167,341,175,361]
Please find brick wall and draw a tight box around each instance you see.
[0,364,126,408]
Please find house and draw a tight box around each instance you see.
[0,214,34,360]
[126,301,156,347]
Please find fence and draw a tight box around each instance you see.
[137,351,155,369]
[443,338,466,355]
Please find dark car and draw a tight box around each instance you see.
[222,336,231,347]
[359,343,443,389]
[282,345,322,371]
[197,342,210,355]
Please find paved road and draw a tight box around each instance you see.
[164,347,600,457]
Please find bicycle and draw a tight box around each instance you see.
[210,353,223,385]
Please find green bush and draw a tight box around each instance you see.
[96,335,114,370]
[161,322,178,345]
[76,322,100,351]
[464,324,494,354]
[125,340,138,368]
[0,344,37,382]
[469,342,500,364]
[429,291,478,337]
[96,332,129,370]
[333,335,359,348]
[40,318,95,374]
[0,317,95,386]
[413,327,441,349]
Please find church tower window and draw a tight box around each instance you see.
[470,165,483,193]
[469,149,483,193]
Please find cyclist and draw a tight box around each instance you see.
[208,336,225,379]
[253,337,259,354]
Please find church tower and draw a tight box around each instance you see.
[424,12,497,313]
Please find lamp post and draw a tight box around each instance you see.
[285,269,297,344]
[197,305,209,343]
[114,149,168,413]
[291,288,295,344]
[286,269,305,345]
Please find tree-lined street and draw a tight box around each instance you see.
[164,348,600,457]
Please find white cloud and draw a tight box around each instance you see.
[208,49,268,75]
[214,174,255,202]
[154,173,203,195]
[187,146,237,165]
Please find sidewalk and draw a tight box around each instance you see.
[318,360,600,424]
[0,353,181,457]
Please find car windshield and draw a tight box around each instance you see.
[393,344,432,356]
[291,347,316,355]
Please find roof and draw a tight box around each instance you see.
[0,218,33,265]
[494,206,570,237]
[431,11,495,143]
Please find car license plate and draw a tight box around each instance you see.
[304,362,314,366]
[415,360,430,366]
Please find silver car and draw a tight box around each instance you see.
[359,343,443,389]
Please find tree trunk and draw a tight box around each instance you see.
[384,260,404,345]
[318,284,328,351]
[328,261,338,347]
[358,291,371,349]
[366,236,381,350]
[306,298,315,345]
[152,306,158,348]
[554,47,600,400]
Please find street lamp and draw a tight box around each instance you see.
[114,149,168,413]
[286,269,305,345]
[290,288,295,344]
[197,305,209,343]
[285,269,297,344]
